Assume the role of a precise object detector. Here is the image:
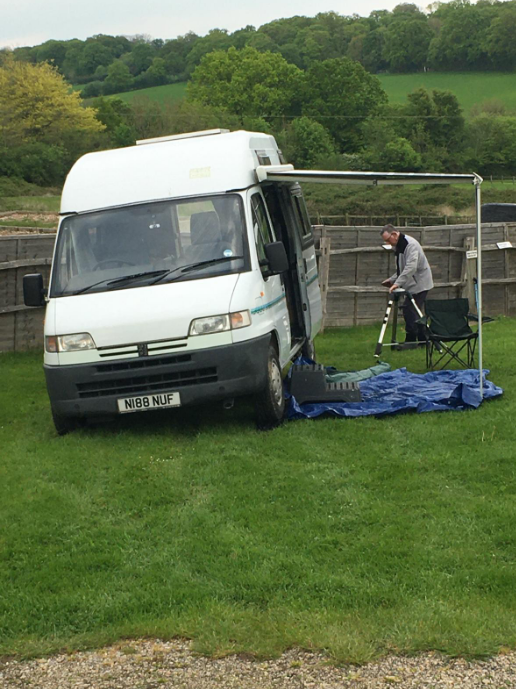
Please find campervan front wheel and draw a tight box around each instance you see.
[51,408,80,436]
[254,344,285,430]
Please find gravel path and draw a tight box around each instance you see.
[2,639,516,688]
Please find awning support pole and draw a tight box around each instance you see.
[475,179,483,398]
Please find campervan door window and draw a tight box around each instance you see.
[251,194,275,276]
[291,192,314,249]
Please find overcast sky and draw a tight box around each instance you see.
[1,0,464,49]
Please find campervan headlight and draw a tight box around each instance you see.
[45,333,96,352]
[189,311,251,336]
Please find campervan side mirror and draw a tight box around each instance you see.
[23,274,45,307]
[264,241,289,275]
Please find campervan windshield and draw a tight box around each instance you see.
[50,194,247,297]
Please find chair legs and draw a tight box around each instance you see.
[426,337,478,370]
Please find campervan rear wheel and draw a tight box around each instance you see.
[51,407,80,436]
[254,344,285,430]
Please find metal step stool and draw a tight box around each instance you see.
[289,364,362,404]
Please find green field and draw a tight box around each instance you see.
[378,71,516,115]
[98,71,516,114]
[110,82,187,105]
[1,321,515,662]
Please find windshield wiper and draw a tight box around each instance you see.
[107,269,168,286]
[152,256,244,285]
[70,269,168,295]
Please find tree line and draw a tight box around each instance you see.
[2,0,516,99]
[1,46,515,191]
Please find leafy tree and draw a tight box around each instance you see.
[0,59,104,146]
[276,117,335,168]
[187,47,304,121]
[124,41,155,76]
[464,115,516,176]
[377,137,422,171]
[185,29,234,75]
[103,60,133,94]
[231,25,257,49]
[427,1,496,70]
[483,5,516,70]
[81,80,104,98]
[382,12,433,71]
[92,97,136,147]
[34,40,68,70]
[303,58,387,151]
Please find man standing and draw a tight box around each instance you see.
[381,224,434,345]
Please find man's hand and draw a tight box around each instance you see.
[389,283,400,293]
[381,279,393,288]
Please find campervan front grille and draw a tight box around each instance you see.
[95,353,191,373]
[77,366,218,398]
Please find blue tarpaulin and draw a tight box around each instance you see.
[287,367,503,420]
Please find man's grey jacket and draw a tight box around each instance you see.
[388,233,434,294]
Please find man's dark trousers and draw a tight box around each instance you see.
[403,290,428,342]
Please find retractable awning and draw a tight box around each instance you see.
[256,164,485,396]
[256,164,482,187]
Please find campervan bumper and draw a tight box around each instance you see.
[44,334,271,418]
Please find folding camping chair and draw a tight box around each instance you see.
[425,298,478,370]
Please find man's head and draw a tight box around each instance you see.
[381,224,400,247]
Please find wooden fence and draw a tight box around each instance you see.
[1,222,515,351]
[0,235,54,351]
[315,222,516,329]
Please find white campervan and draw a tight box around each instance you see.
[24,129,322,433]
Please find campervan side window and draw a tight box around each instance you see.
[251,194,275,275]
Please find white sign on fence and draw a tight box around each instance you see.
[466,249,478,259]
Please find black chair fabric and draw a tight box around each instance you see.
[425,298,478,369]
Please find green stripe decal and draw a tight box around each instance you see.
[307,273,319,287]
[251,294,287,314]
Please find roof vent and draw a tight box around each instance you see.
[136,129,230,146]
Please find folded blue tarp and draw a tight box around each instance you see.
[287,367,503,420]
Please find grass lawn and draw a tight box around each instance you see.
[0,319,515,663]
[378,71,516,115]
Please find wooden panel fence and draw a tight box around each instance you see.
[315,222,516,329]
[1,222,515,351]
[0,235,54,351]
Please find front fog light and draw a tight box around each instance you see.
[189,315,230,336]
[57,333,96,352]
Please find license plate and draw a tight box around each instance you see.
[117,392,181,413]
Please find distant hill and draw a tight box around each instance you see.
[378,72,516,115]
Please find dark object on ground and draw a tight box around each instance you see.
[425,298,478,370]
[290,364,361,404]
[481,203,516,222]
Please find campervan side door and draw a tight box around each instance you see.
[285,185,322,342]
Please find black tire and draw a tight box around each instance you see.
[51,408,79,436]
[254,344,286,430]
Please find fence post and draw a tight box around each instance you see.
[461,236,477,313]
[319,232,331,333]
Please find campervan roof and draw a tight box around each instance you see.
[60,130,281,214]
